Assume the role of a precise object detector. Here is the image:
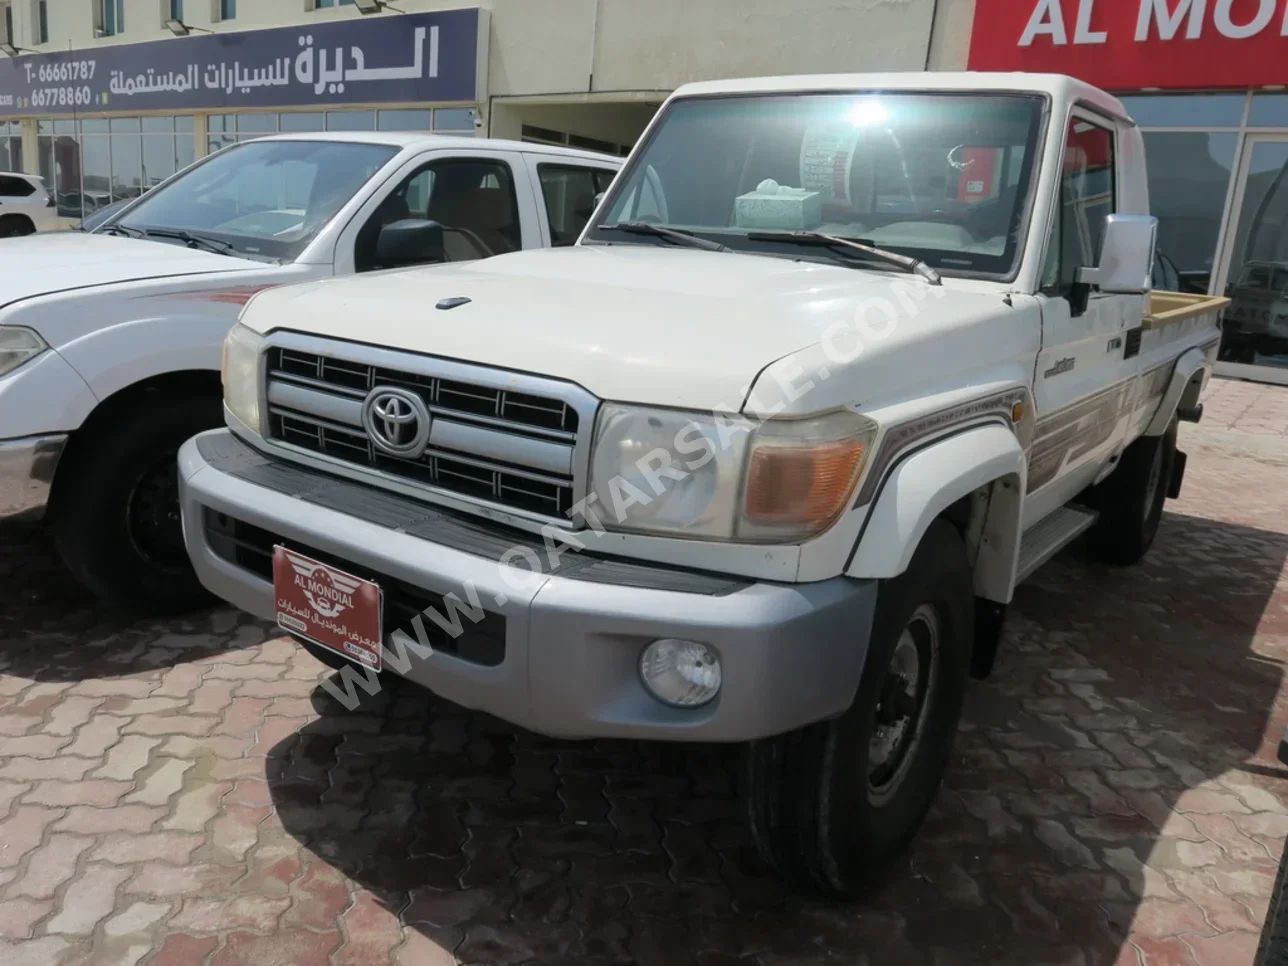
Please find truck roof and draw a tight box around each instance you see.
[256,131,622,161]
[670,72,1131,124]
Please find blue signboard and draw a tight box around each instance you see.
[0,8,482,117]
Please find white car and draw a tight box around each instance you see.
[180,72,1228,896]
[0,134,621,610]
[0,172,58,237]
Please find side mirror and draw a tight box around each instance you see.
[1078,214,1158,294]
[376,219,445,268]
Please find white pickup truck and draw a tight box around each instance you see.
[177,73,1228,895]
[0,133,620,609]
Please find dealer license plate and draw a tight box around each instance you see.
[272,546,384,672]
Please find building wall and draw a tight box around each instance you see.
[12,0,941,100]
[490,0,940,98]
[927,0,975,72]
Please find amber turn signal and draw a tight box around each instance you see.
[744,439,867,525]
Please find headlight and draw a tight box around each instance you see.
[590,404,748,539]
[0,327,48,377]
[222,322,264,433]
[588,404,877,543]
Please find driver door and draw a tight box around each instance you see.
[1025,112,1142,527]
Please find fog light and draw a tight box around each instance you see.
[639,639,721,708]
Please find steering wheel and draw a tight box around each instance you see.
[947,144,975,171]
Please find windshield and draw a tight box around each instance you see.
[589,92,1045,277]
[111,139,399,261]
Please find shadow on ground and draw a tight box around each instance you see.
[263,508,1288,965]
[0,523,262,680]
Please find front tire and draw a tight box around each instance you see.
[745,519,973,898]
[51,392,222,613]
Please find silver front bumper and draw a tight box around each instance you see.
[178,430,877,742]
[0,435,67,523]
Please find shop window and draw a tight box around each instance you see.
[236,113,277,136]
[355,158,520,271]
[433,108,476,133]
[521,123,630,156]
[0,122,21,173]
[1119,93,1245,128]
[537,163,616,246]
[169,0,183,21]
[37,116,196,219]
[1042,117,1116,295]
[1,2,13,44]
[280,112,324,132]
[313,0,354,7]
[378,109,432,131]
[1249,95,1288,129]
[1141,132,1237,293]
[326,111,376,131]
[217,0,235,21]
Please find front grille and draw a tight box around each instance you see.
[264,345,587,518]
[205,510,507,667]
[273,348,578,434]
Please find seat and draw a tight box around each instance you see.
[427,187,519,257]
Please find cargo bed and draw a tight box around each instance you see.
[1145,291,1231,331]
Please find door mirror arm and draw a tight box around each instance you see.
[1067,281,1092,318]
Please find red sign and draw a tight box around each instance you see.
[273,546,384,671]
[957,148,1000,201]
[969,0,1288,90]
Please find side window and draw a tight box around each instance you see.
[0,175,34,198]
[1042,117,1116,293]
[355,158,521,272]
[537,164,609,246]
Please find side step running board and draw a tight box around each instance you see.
[1016,506,1098,585]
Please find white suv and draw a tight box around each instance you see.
[0,173,58,237]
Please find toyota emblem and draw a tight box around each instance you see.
[361,387,431,458]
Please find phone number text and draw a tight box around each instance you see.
[23,60,97,84]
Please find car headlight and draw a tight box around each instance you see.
[222,322,264,433]
[590,404,747,539]
[588,404,877,543]
[0,327,48,377]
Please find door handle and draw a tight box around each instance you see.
[1107,336,1123,352]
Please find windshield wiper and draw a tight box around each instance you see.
[99,224,145,239]
[142,228,236,257]
[746,230,942,285]
[596,221,731,253]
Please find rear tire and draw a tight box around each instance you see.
[1088,419,1177,566]
[0,215,35,238]
[745,519,973,898]
[51,392,222,613]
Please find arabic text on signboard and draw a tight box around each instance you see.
[0,8,481,116]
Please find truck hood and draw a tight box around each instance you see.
[245,245,1007,411]
[0,232,262,308]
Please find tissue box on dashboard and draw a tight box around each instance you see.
[734,180,821,230]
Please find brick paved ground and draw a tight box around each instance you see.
[1,377,1287,966]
